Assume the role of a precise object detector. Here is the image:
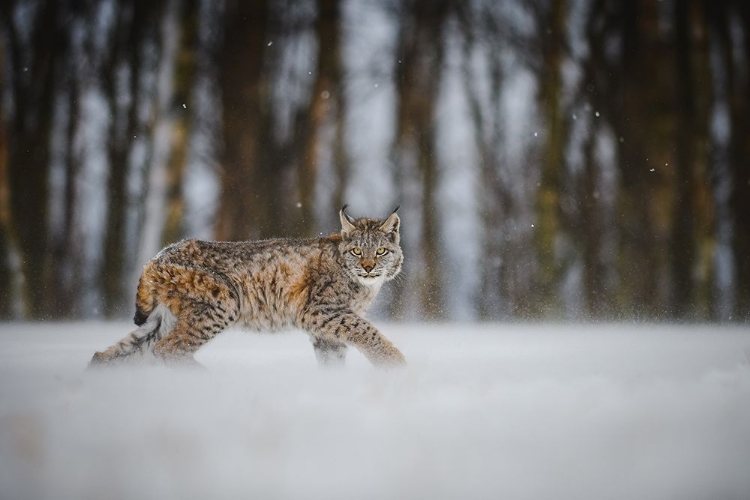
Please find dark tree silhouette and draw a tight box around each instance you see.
[216,0,272,241]
[297,0,345,236]
[532,0,569,318]
[391,0,451,320]
[161,0,200,246]
[1,0,66,319]
[101,0,165,318]
[0,0,748,322]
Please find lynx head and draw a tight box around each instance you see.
[338,206,403,286]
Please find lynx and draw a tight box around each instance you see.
[90,207,406,368]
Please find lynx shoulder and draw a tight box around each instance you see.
[90,207,405,368]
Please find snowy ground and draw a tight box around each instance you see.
[1,322,749,500]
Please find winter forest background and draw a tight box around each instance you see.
[0,0,749,323]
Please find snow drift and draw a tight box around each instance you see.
[1,322,749,499]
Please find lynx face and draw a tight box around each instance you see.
[339,208,403,286]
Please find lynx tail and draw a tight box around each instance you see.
[89,304,176,367]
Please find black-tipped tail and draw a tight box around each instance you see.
[134,307,148,326]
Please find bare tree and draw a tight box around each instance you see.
[49,34,83,318]
[575,0,623,319]
[456,2,509,319]
[216,0,272,240]
[668,0,717,320]
[532,0,569,318]
[100,0,165,318]
[1,0,66,319]
[296,0,344,236]
[0,28,12,317]
[161,0,200,246]
[390,0,451,320]
[614,0,673,318]
[713,2,750,320]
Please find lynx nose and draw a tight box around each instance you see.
[363,264,374,273]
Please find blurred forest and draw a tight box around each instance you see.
[0,0,749,322]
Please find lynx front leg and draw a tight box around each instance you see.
[303,308,406,367]
[346,321,406,367]
[311,337,347,367]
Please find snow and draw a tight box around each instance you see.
[1,322,749,500]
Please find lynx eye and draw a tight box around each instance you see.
[351,247,362,256]
[376,247,388,256]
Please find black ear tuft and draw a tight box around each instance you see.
[341,204,355,223]
[379,211,400,243]
[339,205,356,235]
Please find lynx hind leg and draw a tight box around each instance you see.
[89,328,151,366]
[152,268,240,363]
[311,337,348,367]
[89,304,177,367]
[153,302,236,364]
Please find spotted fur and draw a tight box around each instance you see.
[90,208,405,368]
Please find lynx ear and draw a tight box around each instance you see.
[379,209,400,243]
[339,205,356,236]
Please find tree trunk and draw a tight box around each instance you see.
[161,0,199,246]
[615,0,666,319]
[293,0,343,236]
[390,0,450,320]
[577,132,605,318]
[330,91,349,222]
[706,1,750,321]
[669,0,698,320]
[533,0,568,319]
[691,46,716,320]
[1,1,64,319]
[216,0,270,241]
[459,14,506,320]
[101,0,159,318]
[0,28,12,318]
[50,66,82,318]
[727,4,750,320]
